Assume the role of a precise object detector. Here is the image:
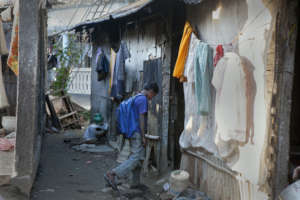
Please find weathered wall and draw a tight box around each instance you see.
[181,0,278,199]
[90,10,173,170]
[91,19,167,125]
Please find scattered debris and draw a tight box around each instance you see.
[72,144,114,153]
[159,192,174,200]
[101,187,113,193]
[163,183,170,192]
[5,132,16,139]
[39,188,55,193]
[86,160,93,164]
[76,189,95,194]
[175,188,211,200]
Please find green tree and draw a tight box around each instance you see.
[51,34,82,96]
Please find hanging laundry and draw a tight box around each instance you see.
[172,21,193,80]
[87,45,93,58]
[109,48,117,95]
[194,42,214,116]
[3,22,11,51]
[213,45,224,67]
[179,33,217,154]
[0,59,9,109]
[95,48,109,81]
[82,43,91,58]
[111,41,130,100]
[0,17,8,55]
[7,0,19,76]
[212,53,247,143]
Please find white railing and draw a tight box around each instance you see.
[68,68,91,95]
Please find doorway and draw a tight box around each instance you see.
[289,10,300,182]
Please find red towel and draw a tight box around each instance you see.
[213,45,224,67]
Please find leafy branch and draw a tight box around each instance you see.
[51,34,82,96]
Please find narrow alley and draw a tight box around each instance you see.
[1,0,300,200]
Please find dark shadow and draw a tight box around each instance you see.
[240,56,257,146]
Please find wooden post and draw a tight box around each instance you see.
[13,0,47,196]
[272,0,298,198]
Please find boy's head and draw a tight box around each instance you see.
[143,82,159,100]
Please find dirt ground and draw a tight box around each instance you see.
[30,131,165,200]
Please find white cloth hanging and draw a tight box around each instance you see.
[179,33,218,154]
[212,52,247,143]
[0,17,8,55]
[0,59,9,109]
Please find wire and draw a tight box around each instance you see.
[66,0,84,29]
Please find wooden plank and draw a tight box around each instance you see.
[45,94,62,129]
[50,95,68,101]
[62,119,80,128]
[58,111,77,120]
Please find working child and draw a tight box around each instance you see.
[104,82,159,190]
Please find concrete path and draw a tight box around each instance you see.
[30,132,117,200]
[30,131,162,200]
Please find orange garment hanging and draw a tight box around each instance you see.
[172,21,193,80]
[108,48,117,95]
[7,0,19,76]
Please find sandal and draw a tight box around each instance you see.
[104,172,118,191]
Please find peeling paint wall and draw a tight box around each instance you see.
[181,0,277,198]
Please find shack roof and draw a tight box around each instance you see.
[180,0,205,4]
[70,0,154,32]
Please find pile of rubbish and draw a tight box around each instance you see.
[0,116,16,151]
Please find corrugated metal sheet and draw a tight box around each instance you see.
[181,0,205,4]
[71,0,153,31]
